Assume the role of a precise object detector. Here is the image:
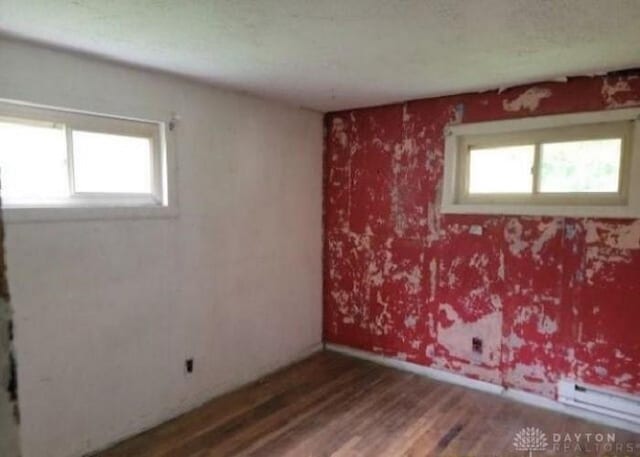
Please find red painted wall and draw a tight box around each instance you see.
[323,72,640,399]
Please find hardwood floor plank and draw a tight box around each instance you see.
[99,352,354,457]
[95,351,640,457]
[170,360,371,456]
[239,365,395,456]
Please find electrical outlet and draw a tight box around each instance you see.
[185,358,194,374]
[472,337,483,354]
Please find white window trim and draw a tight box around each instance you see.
[442,107,640,218]
[0,99,178,223]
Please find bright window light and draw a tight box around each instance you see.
[0,120,69,203]
[539,139,621,193]
[468,145,534,194]
[72,131,153,194]
[0,102,164,209]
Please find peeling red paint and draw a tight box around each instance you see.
[323,72,640,399]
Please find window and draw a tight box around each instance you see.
[468,145,535,194]
[0,101,167,210]
[442,108,640,217]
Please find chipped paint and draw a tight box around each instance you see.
[504,219,528,256]
[584,219,640,250]
[324,72,640,400]
[601,76,640,108]
[437,303,502,368]
[502,87,552,112]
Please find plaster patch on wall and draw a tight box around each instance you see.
[512,305,558,336]
[331,117,349,148]
[504,219,528,256]
[506,362,556,397]
[537,315,559,335]
[531,219,561,257]
[613,373,633,385]
[593,366,608,377]
[435,357,502,384]
[426,199,441,246]
[584,220,640,250]
[504,331,525,349]
[429,258,437,301]
[502,87,552,112]
[390,137,422,238]
[497,250,505,280]
[370,291,393,336]
[404,314,418,330]
[601,78,639,108]
[584,246,632,285]
[392,265,422,294]
[437,303,502,368]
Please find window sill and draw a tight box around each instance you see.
[440,202,640,218]
[2,204,178,224]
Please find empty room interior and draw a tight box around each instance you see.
[1,1,640,456]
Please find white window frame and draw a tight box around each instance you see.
[442,108,640,218]
[0,100,176,223]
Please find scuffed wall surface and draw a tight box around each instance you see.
[0,193,20,455]
[324,72,640,399]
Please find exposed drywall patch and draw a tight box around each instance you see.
[537,315,558,335]
[506,362,556,398]
[601,77,640,108]
[613,373,633,386]
[584,246,632,285]
[392,265,422,294]
[504,331,525,350]
[437,303,502,369]
[584,220,640,250]
[428,258,437,301]
[504,219,529,256]
[331,118,349,149]
[502,87,552,112]
[531,219,561,258]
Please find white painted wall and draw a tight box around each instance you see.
[0,37,323,457]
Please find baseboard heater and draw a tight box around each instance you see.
[558,380,640,425]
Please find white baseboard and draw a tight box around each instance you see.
[325,343,640,434]
[325,343,502,395]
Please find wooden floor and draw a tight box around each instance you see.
[98,351,639,457]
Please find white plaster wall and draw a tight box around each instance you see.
[0,37,323,457]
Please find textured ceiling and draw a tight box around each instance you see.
[1,0,640,112]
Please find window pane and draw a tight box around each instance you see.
[72,131,152,194]
[468,145,534,194]
[539,139,621,193]
[0,120,69,203]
